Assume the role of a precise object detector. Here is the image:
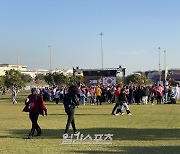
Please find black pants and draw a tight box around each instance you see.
[64,107,77,134]
[60,94,64,101]
[157,96,162,104]
[29,113,41,136]
[96,96,102,105]
[56,98,59,104]
[112,103,118,114]
[151,96,154,104]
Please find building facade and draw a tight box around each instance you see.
[135,68,180,84]
[0,64,27,76]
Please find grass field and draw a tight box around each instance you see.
[0,93,180,154]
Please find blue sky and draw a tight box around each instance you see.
[0,0,180,74]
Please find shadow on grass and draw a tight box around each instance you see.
[3,128,180,153]
[48,113,110,116]
[72,145,180,154]
[7,127,180,141]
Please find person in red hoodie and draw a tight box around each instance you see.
[156,84,164,104]
[23,88,47,139]
[111,85,122,115]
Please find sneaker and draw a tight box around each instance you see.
[111,113,115,115]
[121,112,125,115]
[63,133,68,138]
[74,131,80,136]
[127,113,132,115]
[115,113,119,116]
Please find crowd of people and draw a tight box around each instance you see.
[3,82,175,106]
[7,82,176,139]
[1,82,179,106]
[36,83,179,105]
[21,83,179,139]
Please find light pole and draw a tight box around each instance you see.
[48,45,52,71]
[158,47,161,84]
[164,50,167,81]
[17,52,21,70]
[100,32,104,69]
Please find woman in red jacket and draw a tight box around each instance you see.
[23,88,47,139]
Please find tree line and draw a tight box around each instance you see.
[0,69,83,90]
[0,69,177,91]
[0,69,158,91]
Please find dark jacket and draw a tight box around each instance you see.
[23,94,47,116]
[142,87,149,96]
[118,92,128,103]
[63,92,79,109]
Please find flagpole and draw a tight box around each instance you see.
[158,47,161,84]
[164,50,167,81]
[100,32,104,69]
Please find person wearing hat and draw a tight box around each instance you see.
[23,88,47,139]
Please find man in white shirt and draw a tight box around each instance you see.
[55,89,60,104]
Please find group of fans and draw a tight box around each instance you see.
[37,83,179,106]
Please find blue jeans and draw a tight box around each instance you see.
[80,96,85,104]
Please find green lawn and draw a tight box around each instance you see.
[0,93,180,154]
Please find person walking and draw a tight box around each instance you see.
[59,87,64,101]
[163,85,169,103]
[134,86,142,105]
[111,85,121,115]
[142,86,149,105]
[174,84,179,100]
[116,88,132,115]
[156,84,164,104]
[149,85,156,105]
[79,86,86,105]
[55,88,60,104]
[63,85,80,136]
[23,88,47,139]
[12,88,17,104]
[88,87,95,105]
[95,85,102,105]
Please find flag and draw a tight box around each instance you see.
[103,77,116,86]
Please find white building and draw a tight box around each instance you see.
[0,63,71,78]
[0,64,27,76]
[21,69,49,78]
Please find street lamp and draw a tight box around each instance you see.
[158,47,161,84]
[100,32,104,69]
[48,45,52,71]
[164,50,167,82]
[17,52,21,70]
